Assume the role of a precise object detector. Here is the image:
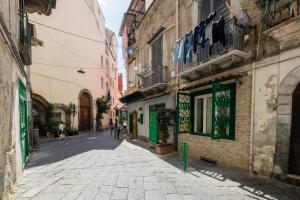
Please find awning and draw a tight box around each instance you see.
[179,72,244,91]
[119,91,144,104]
[118,0,146,36]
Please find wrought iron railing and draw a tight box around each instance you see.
[18,11,32,65]
[140,65,168,90]
[261,0,300,29]
[181,19,244,74]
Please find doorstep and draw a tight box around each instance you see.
[286,174,300,186]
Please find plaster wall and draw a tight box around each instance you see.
[253,47,300,176]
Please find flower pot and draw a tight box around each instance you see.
[155,144,176,155]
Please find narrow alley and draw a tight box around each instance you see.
[13,131,300,200]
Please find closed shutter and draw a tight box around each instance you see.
[151,37,163,83]
[200,0,211,20]
[199,0,230,22]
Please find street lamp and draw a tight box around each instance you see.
[77,69,85,74]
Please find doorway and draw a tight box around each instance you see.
[289,83,300,175]
[80,92,91,131]
[132,111,138,139]
[149,104,165,144]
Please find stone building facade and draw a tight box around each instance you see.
[120,0,300,182]
[0,0,56,199]
[29,0,119,133]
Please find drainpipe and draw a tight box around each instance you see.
[250,62,256,175]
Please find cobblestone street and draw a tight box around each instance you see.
[13,131,300,200]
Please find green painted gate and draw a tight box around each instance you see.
[149,104,165,144]
[19,79,29,167]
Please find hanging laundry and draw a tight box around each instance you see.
[173,38,185,65]
[184,32,193,64]
[193,11,216,53]
[173,39,181,65]
[193,21,205,53]
[212,16,226,46]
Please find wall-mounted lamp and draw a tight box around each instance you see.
[266,95,278,111]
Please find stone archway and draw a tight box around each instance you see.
[273,65,300,177]
[32,93,49,136]
[78,89,93,132]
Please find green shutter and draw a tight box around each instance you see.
[176,93,192,134]
[212,82,236,140]
[19,79,29,167]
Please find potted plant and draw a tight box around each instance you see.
[155,108,176,155]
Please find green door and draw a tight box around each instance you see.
[149,111,158,144]
[19,79,29,167]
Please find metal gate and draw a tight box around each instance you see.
[19,79,29,167]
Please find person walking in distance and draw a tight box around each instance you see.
[109,120,114,135]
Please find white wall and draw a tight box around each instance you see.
[127,93,176,143]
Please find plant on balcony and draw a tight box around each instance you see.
[96,96,111,130]
[156,108,175,146]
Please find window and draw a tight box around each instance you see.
[199,0,229,22]
[101,56,103,68]
[151,36,163,72]
[101,77,103,89]
[191,83,236,140]
[194,94,212,134]
[52,112,61,122]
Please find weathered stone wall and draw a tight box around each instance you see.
[178,73,252,171]
[253,47,300,177]
[136,0,176,81]
[0,0,25,199]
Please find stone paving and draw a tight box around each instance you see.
[12,130,300,200]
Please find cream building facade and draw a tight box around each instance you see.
[29,0,119,133]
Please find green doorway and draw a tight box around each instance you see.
[149,104,165,144]
[19,79,29,167]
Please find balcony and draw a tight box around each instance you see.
[24,0,57,16]
[180,20,247,80]
[18,11,32,65]
[139,65,168,93]
[260,0,299,29]
[262,1,300,50]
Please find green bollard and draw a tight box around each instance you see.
[181,141,187,171]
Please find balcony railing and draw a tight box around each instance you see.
[180,20,247,79]
[139,65,168,93]
[18,11,32,65]
[261,0,300,29]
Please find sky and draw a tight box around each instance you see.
[97,0,131,91]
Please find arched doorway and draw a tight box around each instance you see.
[132,111,138,139]
[289,83,300,175]
[274,65,300,177]
[79,90,93,131]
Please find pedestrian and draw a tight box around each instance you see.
[114,120,118,139]
[117,123,121,141]
[58,121,65,140]
[109,120,114,135]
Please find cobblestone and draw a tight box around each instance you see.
[12,131,300,200]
